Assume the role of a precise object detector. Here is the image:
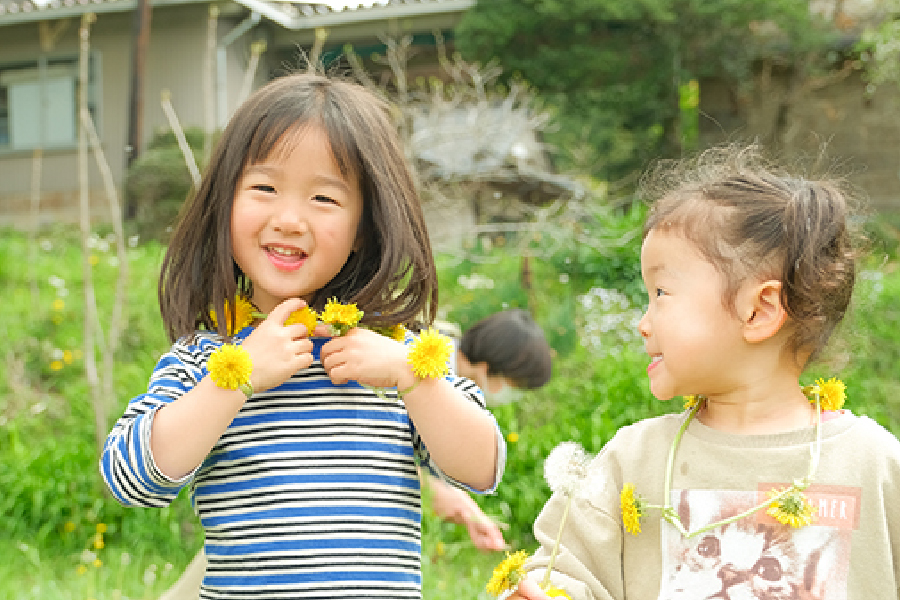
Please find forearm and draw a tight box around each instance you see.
[150,376,246,479]
[403,377,500,491]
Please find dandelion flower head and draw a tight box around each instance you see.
[767,487,816,528]
[207,344,252,390]
[486,550,530,597]
[544,441,590,496]
[320,298,364,335]
[284,306,318,333]
[407,328,453,379]
[810,377,846,412]
[620,483,644,535]
[210,296,256,334]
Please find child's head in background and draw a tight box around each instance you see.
[159,72,438,341]
[457,309,553,396]
[638,144,861,401]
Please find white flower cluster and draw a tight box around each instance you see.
[577,286,643,356]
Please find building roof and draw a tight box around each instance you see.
[0,0,474,28]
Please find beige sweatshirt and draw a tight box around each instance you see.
[525,411,900,600]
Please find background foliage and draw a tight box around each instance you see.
[1,212,897,598]
[455,0,836,179]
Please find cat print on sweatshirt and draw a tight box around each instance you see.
[659,488,853,600]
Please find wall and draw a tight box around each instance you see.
[700,68,900,212]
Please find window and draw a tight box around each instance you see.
[0,54,98,151]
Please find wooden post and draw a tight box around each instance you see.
[124,0,152,218]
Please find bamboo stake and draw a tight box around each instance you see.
[203,5,218,166]
[238,40,266,108]
[28,149,42,305]
[161,90,201,187]
[81,107,129,411]
[78,12,107,454]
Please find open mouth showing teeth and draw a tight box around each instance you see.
[266,246,306,259]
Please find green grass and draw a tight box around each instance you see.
[1,221,898,600]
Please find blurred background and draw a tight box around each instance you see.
[1,0,899,598]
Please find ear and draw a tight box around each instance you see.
[742,279,787,343]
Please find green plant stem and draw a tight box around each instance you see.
[657,391,823,538]
[541,494,572,589]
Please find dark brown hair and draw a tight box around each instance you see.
[459,309,553,389]
[641,144,862,364]
[158,72,437,342]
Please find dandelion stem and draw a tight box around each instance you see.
[542,494,572,589]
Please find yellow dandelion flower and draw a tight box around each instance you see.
[811,377,846,412]
[683,395,700,409]
[95,523,107,534]
[63,521,76,533]
[767,487,816,528]
[93,558,102,568]
[63,350,73,364]
[50,360,64,371]
[486,550,530,597]
[546,587,573,599]
[52,298,65,311]
[92,533,104,550]
[284,306,318,333]
[210,296,256,335]
[320,298,364,335]
[76,564,88,576]
[89,254,99,266]
[207,344,252,391]
[407,328,453,380]
[620,483,644,535]
[507,432,520,444]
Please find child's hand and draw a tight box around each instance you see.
[428,476,507,551]
[240,298,316,392]
[510,579,552,600]
[319,327,414,390]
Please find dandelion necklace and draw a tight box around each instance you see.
[621,379,846,538]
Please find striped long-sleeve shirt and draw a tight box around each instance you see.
[100,328,504,600]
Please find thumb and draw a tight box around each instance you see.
[267,297,307,325]
[517,578,550,599]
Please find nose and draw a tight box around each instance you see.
[271,202,308,235]
[637,310,650,339]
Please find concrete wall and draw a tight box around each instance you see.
[700,68,900,212]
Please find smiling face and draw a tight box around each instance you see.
[637,228,747,401]
[230,124,363,314]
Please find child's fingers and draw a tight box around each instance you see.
[268,298,307,325]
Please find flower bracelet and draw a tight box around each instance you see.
[207,344,254,400]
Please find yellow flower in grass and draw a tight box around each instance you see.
[284,306,318,333]
[320,298,364,336]
[767,487,816,528]
[407,328,453,380]
[486,550,530,597]
[808,377,846,412]
[621,483,645,535]
[208,344,252,391]
[210,296,256,335]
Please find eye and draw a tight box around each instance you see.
[752,557,783,581]
[696,535,720,558]
[313,194,338,204]
[655,288,665,298]
[251,184,276,193]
